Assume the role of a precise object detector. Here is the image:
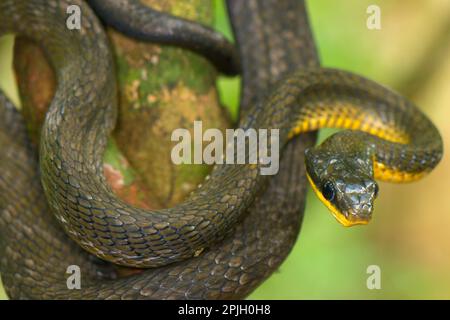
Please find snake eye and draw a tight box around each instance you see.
[322,181,335,201]
[374,183,379,198]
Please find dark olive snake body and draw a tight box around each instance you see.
[0,0,443,299]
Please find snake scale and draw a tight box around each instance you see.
[0,0,443,299]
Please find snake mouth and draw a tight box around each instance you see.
[334,210,370,227]
[306,173,370,227]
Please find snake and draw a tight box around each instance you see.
[0,0,443,299]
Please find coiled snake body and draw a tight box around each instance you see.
[0,0,443,299]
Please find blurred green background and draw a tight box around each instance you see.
[1,0,450,299]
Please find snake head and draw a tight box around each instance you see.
[304,132,379,227]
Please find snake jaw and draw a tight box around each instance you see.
[340,209,371,227]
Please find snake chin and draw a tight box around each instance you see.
[305,133,379,227]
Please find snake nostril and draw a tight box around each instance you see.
[361,204,372,214]
[374,183,379,197]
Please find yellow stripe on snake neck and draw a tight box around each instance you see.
[289,108,409,145]
[374,161,429,183]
